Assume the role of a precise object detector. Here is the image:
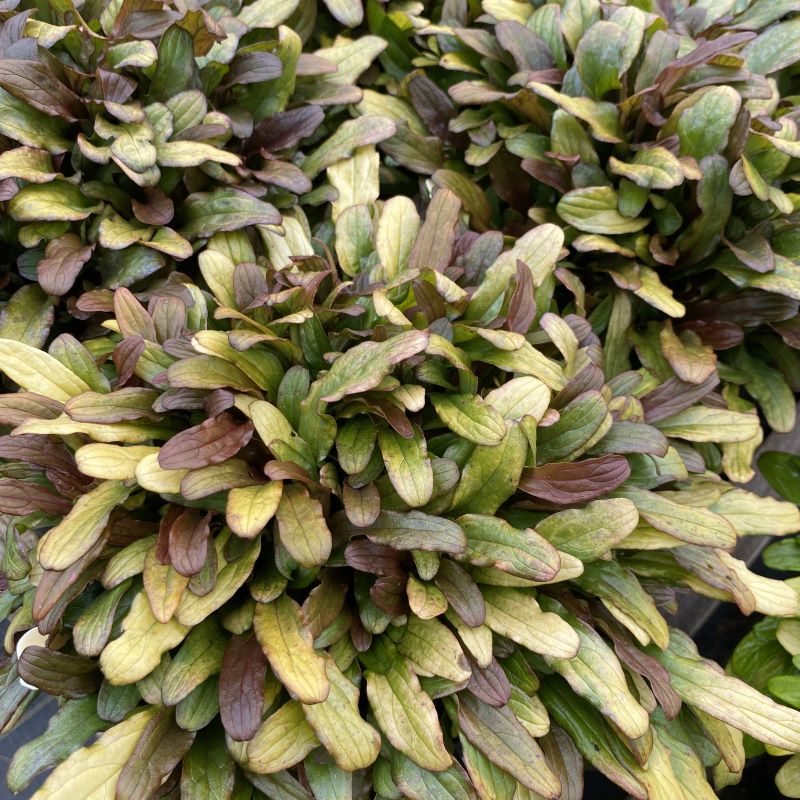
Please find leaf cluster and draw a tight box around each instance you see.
[0,1,798,800]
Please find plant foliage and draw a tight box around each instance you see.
[730,450,800,798]
[0,1,798,799]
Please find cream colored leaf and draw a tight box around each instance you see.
[75,444,158,480]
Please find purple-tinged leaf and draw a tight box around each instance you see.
[168,509,212,577]
[116,708,195,800]
[434,559,486,627]
[158,414,254,469]
[0,479,72,516]
[17,647,100,699]
[640,374,720,423]
[37,234,94,297]
[467,656,512,708]
[219,635,266,742]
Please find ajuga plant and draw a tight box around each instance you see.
[352,0,800,452]
[1,211,800,799]
[730,450,800,798]
[0,1,799,800]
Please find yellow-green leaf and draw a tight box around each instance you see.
[101,592,189,685]
[0,338,90,401]
[431,394,506,446]
[30,708,158,800]
[38,481,132,571]
[254,595,329,705]
[247,700,319,774]
[366,658,452,771]
[8,181,102,222]
[275,484,332,567]
[378,425,434,508]
[482,586,580,659]
[226,481,283,538]
[302,657,381,770]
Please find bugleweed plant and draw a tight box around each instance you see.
[0,1,799,799]
[730,451,800,798]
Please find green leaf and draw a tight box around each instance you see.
[455,694,561,799]
[776,754,800,799]
[339,509,466,554]
[743,17,800,74]
[530,82,622,143]
[535,498,638,560]
[337,416,378,475]
[150,25,196,102]
[162,619,227,706]
[758,451,800,505]
[457,514,561,581]
[541,598,649,739]
[318,330,430,402]
[451,423,528,515]
[574,21,630,98]
[676,87,741,160]
[378,424,434,507]
[302,116,396,178]
[652,630,800,751]
[0,285,55,348]
[181,726,236,800]
[557,186,649,235]
[8,696,110,792]
[392,752,477,800]
[181,189,281,239]
[73,580,133,657]
[432,394,507,446]
[614,486,736,548]
[0,87,71,153]
[539,677,645,798]
[574,560,669,648]
[537,390,611,463]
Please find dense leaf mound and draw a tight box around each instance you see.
[0,1,799,799]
